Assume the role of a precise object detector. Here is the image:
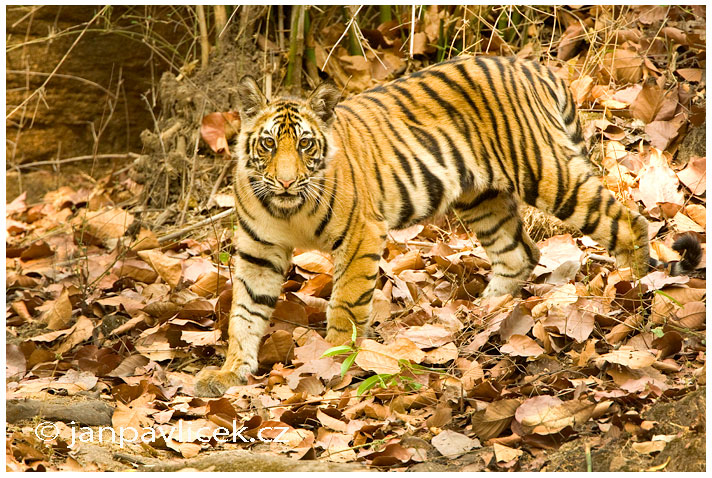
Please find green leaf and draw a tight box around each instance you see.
[218,252,230,264]
[651,327,664,338]
[654,290,683,308]
[340,352,357,377]
[357,373,391,396]
[351,321,358,343]
[322,345,353,357]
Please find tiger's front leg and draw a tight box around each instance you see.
[325,221,387,345]
[194,227,291,397]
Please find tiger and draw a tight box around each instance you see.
[194,55,702,397]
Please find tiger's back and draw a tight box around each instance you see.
[334,56,585,229]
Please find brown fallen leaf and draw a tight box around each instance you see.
[675,301,706,330]
[651,287,706,323]
[56,316,95,354]
[77,207,135,245]
[677,156,706,196]
[396,323,454,349]
[598,348,656,369]
[569,75,593,105]
[515,395,595,435]
[19,240,54,261]
[676,68,703,83]
[645,117,684,151]
[493,442,524,462]
[636,149,685,216]
[201,111,241,155]
[355,338,425,375]
[685,204,706,228]
[500,335,544,358]
[471,399,520,441]
[112,393,155,429]
[258,330,295,366]
[533,234,584,276]
[138,249,183,288]
[189,270,229,297]
[293,250,334,275]
[391,249,425,275]
[431,430,480,458]
[38,288,73,330]
[423,342,458,364]
[630,81,665,124]
[632,440,667,454]
[114,259,159,284]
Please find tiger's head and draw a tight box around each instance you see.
[235,76,341,216]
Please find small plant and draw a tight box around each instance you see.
[321,322,360,378]
[322,325,430,396]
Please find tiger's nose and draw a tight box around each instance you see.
[279,178,295,189]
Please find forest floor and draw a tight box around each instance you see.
[6,5,706,472]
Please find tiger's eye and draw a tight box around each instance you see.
[299,138,313,149]
[261,137,275,149]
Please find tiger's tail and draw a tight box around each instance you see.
[649,233,703,275]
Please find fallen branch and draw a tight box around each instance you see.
[12,153,139,170]
[158,207,235,243]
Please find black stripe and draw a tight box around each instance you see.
[393,172,414,228]
[238,251,283,275]
[331,157,359,251]
[238,215,273,245]
[342,288,375,308]
[609,210,621,253]
[330,304,368,324]
[580,185,604,235]
[236,277,278,307]
[333,236,365,283]
[315,173,338,237]
[455,189,499,210]
[477,213,516,239]
[235,303,271,321]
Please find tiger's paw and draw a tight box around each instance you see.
[325,329,353,346]
[194,368,247,397]
[482,276,523,298]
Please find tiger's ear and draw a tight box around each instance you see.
[237,75,267,120]
[307,82,341,124]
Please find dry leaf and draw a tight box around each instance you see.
[636,149,685,216]
[431,430,480,458]
[201,112,241,155]
[79,207,134,244]
[293,250,334,275]
[471,399,520,441]
[599,348,656,369]
[138,249,183,288]
[39,289,73,330]
[500,335,544,357]
[515,395,595,434]
[355,338,425,374]
[493,443,524,462]
[677,156,706,196]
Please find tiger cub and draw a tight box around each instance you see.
[194,55,701,397]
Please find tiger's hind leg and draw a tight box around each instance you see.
[537,163,649,277]
[454,190,540,297]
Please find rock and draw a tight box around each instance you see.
[7,398,114,426]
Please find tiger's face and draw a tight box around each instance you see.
[236,77,341,216]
